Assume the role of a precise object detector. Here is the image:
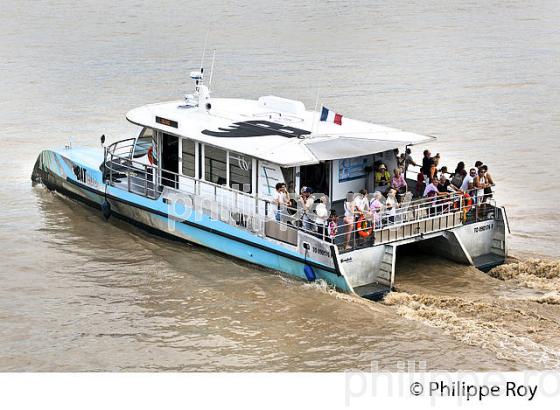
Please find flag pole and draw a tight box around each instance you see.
[312,89,320,135]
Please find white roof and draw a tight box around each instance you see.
[126,95,433,167]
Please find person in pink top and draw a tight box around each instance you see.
[390,168,407,201]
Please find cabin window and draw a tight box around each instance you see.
[181,139,196,178]
[204,145,227,185]
[229,152,252,193]
[133,128,155,159]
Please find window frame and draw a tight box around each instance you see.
[202,144,228,185]
[228,151,253,194]
[199,143,255,194]
[180,137,197,179]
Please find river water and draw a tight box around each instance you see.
[1,0,560,371]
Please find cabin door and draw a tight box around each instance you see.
[299,162,330,196]
[161,133,179,189]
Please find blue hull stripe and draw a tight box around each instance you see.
[65,177,339,275]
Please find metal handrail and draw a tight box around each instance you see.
[105,149,258,201]
[329,190,497,251]
[268,189,498,251]
[104,148,271,235]
[103,143,498,251]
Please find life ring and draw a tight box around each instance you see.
[454,193,473,213]
[147,146,156,165]
[356,214,372,238]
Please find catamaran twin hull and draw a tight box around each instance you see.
[32,146,509,300]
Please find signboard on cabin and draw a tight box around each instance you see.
[338,155,373,182]
[258,161,284,198]
[331,156,373,201]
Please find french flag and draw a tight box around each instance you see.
[320,106,343,125]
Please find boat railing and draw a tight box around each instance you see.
[106,138,137,159]
[338,190,497,252]
[104,144,499,251]
[270,189,498,252]
[103,147,272,235]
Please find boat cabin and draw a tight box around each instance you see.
[122,92,433,210]
[102,73,456,256]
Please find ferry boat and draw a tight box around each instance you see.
[32,69,510,299]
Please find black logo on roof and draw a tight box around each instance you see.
[201,120,310,138]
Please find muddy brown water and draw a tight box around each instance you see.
[1,0,560,371]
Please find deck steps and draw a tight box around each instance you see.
[378,245,395,285]
[473,253,505,272]
[353,283,391,301]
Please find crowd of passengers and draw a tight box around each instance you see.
[271,148,495,249]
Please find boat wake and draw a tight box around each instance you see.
[488,259,560,293]
[382,292,560,369]
[291,254,560,369]
[301,278,390,313]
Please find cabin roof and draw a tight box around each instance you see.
[126,96,434,166]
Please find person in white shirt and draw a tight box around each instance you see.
[386,188,399,224]
[354,189,369,214]
[299,186,315,231]
[272,182,288,221]
[314,196,329,239]
[460,168,477,193]
[343,192,356,250]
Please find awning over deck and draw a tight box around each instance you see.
[304,132,434,161]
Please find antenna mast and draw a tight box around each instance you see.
[199,31,210,79]
[208,49,216,89]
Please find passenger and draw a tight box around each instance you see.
[391,168,407,199]
[460,168,477,194]
[424,177,446,215]
[480,165,494,199]
[433,153,441,168]
[285,182,298,215]
[404,148,418,175]
[453,161,465,176]
[416,170,425,198]
[423,176,439,198]
[315,196,329,239]
[374,164,391,190]
[474,160,483,169]
[437,166,448,179]
[421,150,435,179]
[450,162,466,188]
[386,188,399,224]
[450,169,466,191]
[343,191,356,250]
[473,167,491,218]
[355,189,369,214]
[369,191,383,229]
[437,173,451,193]
[299,186,315,231]
[393,148,400,163]
[397,152,406,171]
[327,209,339,242]
[473,167,490,203]
[272,182,288,222]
